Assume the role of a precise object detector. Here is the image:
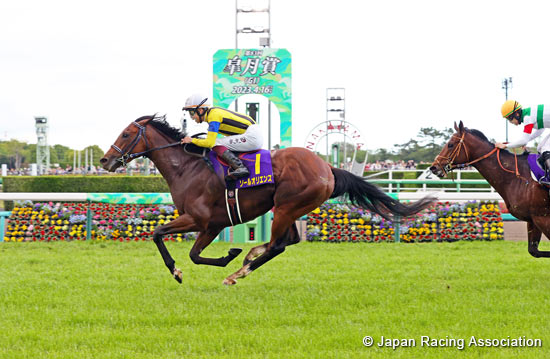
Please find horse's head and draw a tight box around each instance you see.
[100,116,155,172]
[430,121,482,178]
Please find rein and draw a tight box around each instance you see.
[111,121,180,166]
[434,133,527,180]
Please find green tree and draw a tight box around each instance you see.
[0,140,106,169]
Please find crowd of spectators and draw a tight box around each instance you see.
[4,159,440,176]
[364,159,418,171]
[4,162,158,176]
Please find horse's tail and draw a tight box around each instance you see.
[330,168,436,221]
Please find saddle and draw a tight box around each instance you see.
[527,154,550,186]
[209,149,274,226]
[208,149,274,189]
[183,135,274,225]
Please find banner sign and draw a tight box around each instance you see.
[213,48,292,148]
[87,193,173,204]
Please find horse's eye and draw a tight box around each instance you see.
[122,133,129,138]
[448,143,454,149]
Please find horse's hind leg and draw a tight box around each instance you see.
[223,215,301,285]
[243,243,268,266]
[528,219,550,258]
[242,223,302,266]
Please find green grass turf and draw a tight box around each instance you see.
[1,240,550,358]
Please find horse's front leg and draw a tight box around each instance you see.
[153,213,200,283]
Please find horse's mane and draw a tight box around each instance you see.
[466,127,529,159]
[466,128,490,143]
[137,114,186,141]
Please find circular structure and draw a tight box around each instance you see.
[304,120,365,167]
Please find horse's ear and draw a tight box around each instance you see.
[458,120,464,133]
[135,115,156,126]
[454,122,459,132]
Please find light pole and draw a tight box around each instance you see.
[502,77,513,142]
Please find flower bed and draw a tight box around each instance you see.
[306,201,504,243]
[4,201,197,242]
[5,200,504,243]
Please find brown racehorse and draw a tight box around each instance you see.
[431,121,550,258]
[100,115,435,285]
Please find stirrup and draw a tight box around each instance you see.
[226,168,249,180]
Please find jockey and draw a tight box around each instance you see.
[496,100,550,184]
[180,93,263,180]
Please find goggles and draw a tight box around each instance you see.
[183,97,209,117]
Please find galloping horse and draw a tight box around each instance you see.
[100,115,435,285]
[431,121,550,258]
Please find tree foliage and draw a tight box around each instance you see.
[326,126,455,165]
[0,139,105,169]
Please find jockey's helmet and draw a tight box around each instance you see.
[501,100,522,119]
[182,93,210,111]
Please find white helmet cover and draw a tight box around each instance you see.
[183,93,210,110]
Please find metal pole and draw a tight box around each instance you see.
[502,77,512,142]
[394,216,401,243]
[505,85,508,142]
[234,0,238,113]
[268,100,272,150]
[86,201,92,240]
[343,89,347,169]
[85,148,88,174]
[326,89,329,162]
[235,0,238,49]
[0,211,11,242]
[144,158,150,175]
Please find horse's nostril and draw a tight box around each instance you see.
[99,158,107,164]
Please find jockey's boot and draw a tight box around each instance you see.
[539,151,550,186]
[221,150,249,180]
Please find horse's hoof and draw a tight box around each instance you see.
[173,268,183,284]
[228,248,243,257]
[223,277,237,286]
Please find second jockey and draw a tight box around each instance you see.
[496,100,550,184]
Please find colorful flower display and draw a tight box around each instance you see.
[4,201,198,242]
[4,200,504,243]
[306,201,504,243]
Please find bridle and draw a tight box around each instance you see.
[433,132,515,177]
[110,121,181,167]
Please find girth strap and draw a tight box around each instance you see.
[224,181,243,226]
